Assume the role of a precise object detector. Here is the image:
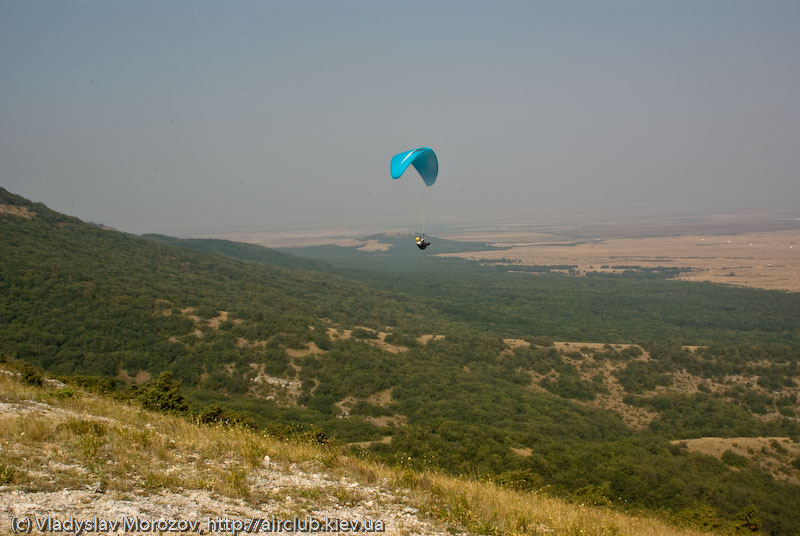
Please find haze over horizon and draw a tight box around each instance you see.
[2,0,799,236]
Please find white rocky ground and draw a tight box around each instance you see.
[0,396,467,536]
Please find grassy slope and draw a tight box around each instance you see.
[0,366,712,536]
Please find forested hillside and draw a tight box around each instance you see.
[285,237,800,345]
[3,187,800,534]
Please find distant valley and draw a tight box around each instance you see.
[3,187,800,534]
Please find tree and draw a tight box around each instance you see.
[138,371,189,414]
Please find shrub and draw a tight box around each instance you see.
[198,405,226,424]
[573,481,612,507]
[20,364,43,386]
[733,505,760,532]
[671,504,724,531]
[138,371,189,414]
[721,449,749,468]
[494,469,545,492]
[0,463,16,484]
[53,386,78,399]
[351,328,378,340]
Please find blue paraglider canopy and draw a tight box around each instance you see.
[390,147,438,187]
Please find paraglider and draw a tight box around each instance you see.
[390,147,438,187]
[390,147,438,250]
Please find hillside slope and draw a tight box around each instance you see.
[3,187,800,534]
[0,365,713,536]
[143,233,330,272]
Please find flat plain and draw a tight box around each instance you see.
[208,213,800,291]
[439,216,800,292]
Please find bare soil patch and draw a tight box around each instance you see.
[335,396,358,417]
[372,332,407,354]
[511,447,533,457]
[327,327,407,353]
[417,334,445,344]
[285,342,326,359]
[367,388,394,408]
[117,369,152,385]
[0,204,34,218]
[179,308,236,329]
[503,338,531,350]
[326,327,352,341]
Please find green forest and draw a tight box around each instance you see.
[3,187,800,534]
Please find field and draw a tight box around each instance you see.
[438,222,800,292]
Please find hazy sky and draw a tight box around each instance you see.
[2,0,799,236]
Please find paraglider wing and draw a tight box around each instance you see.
[390,147,438,187]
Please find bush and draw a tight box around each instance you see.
[198,405,256,428]
[53,386,78,399]
[733,505,760,532]
[0,463,16,484]
[721,449,749,468]
[138,371,189,414]
[573,481,612,507]
[526,336,554,347]
[779,406,797,417]
[495,469,545,491]
[198,405,226,424]
[351,328,378,340]
[20,364,43,386]
[671,504,725,531]
[62,418,106,437]
[62,375,122,395]
[540,370,600,401]
[771,439,788,455]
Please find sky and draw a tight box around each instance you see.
[2,0,799,236]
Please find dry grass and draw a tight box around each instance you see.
[674,437,800,484]
[405,473,708,536]
[0,204,34,218]
[321,459,713,536]
[0,369,715,536]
